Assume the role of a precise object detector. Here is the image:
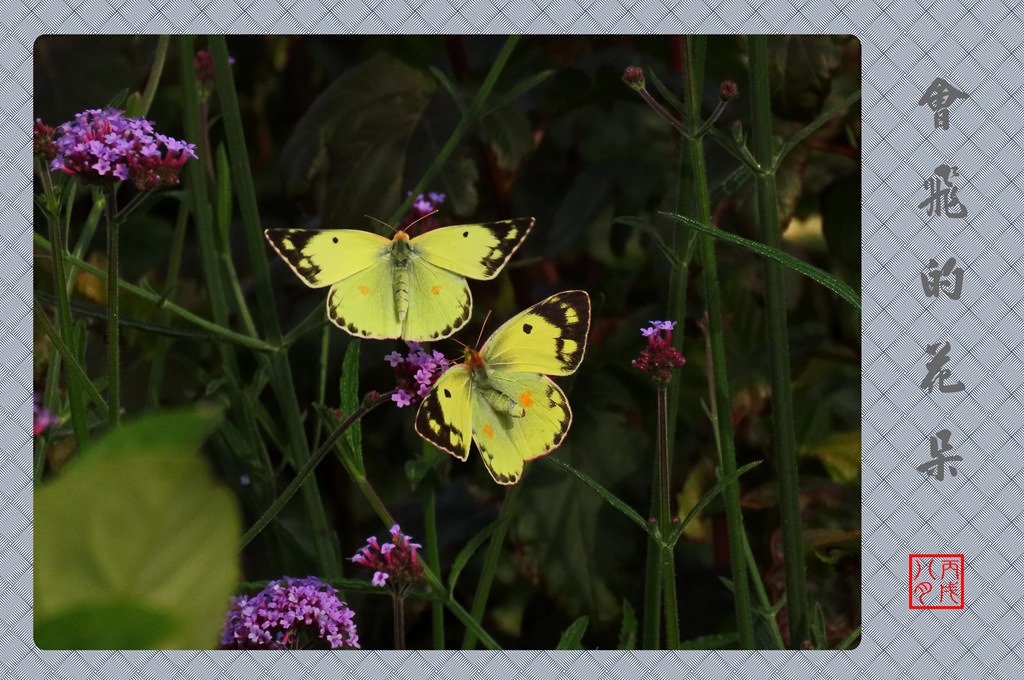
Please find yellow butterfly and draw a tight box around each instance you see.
[264,218,534,341]
[415,290,591,485]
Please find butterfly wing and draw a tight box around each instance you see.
[265,228,404,338]
[264,228,390,287]
[469,372,572,485]
[415,365,474,462]
[481,290,591,375]
[411,218,534,280]
[399,262,472,341]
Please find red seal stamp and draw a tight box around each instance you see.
[909,554,964,609]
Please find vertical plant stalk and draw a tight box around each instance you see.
[679,35,754,648]
[137,35,170,118]
[37,160,90,448]
[657,387,681,649]
[747,35,808,647]
[392,595,407,650]
[208,35,343,577]
[104,188,121,427]
[424,483,445,649]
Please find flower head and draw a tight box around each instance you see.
[387,343,451,408]
[33,395,59,436]
[397,191,446,233]
[220,576,359,650]
[33,119,57,161]
[633,320,686,387]
[719,80,739,102]
[350,524,424,596]
[622,66,646,91]
[194,47,236,97]
[49,108,197,190]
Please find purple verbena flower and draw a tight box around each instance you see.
[220,576,359,650]
[33,395,59,437]
[397,191,446,233]
[49,108,197,191]
[633,320,686,387]
[350,524,424,596]
[386,342,451,408]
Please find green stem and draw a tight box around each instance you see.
[680,36,754,648]
[392,595,407,650]
[239,391,395,549]
[105,188,120,427]
[33,232,277,352]
[641,533,662,648]
[147,203,189,408]
[387,35,520,225]
[657,387,680,649]
[33,299,107,410]
[425,485,445,649]
[461,483,522,650]
[137,35,170,118]
[38,160,90,449]
[209,35,342,576]
[748,35,808,648]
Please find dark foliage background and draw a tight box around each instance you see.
[34,35,860,650]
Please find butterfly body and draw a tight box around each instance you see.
[265,217,534,341]
[415,291,591,485]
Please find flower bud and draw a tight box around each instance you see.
[622,66,646,91]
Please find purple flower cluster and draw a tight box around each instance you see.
[33,395,59,437]
[220,576,359,650]
[385,342,451,408]
[633,320,686,387]
[48,108,197,191]
[351,524,424,594]
[398,191,446,232]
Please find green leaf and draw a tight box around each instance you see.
[668,461,763,547]
[280,53,437,229]
[802,431,860,483]
[660,212,861,310]
[766,36,842,120]
[477,103,533,170]
[35,601,179,650]
[617,600,638,650]
[542,456,650,535]
[338,339,364,476]
[614,216,680,267]
[809,602,828,649]
[35,406,241,649]
[555,616,589,650]
[448,517,507,592]
[820,173,862,279]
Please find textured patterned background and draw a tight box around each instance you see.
[5,0,1024,677]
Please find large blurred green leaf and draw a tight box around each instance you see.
[35,406,241,649]
[281,53,437,228]
[477,102,533,171]
[767,36,843,120]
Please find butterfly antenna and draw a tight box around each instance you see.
[364,215,397,234]
[475,310,492,348]
[403,209,439,236]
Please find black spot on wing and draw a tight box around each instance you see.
[522,323,533,334]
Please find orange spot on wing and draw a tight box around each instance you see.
[519,391,533,408]
[432,284,443,295]
[483,423,495,439]
[358,285,370,295]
